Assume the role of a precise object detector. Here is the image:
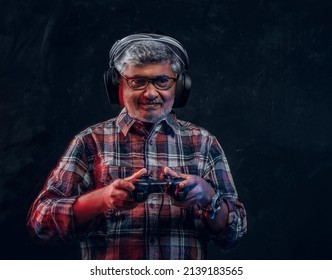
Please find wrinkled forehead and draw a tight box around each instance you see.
[122,62,175,77]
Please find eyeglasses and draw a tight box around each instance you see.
[120,74,177,90]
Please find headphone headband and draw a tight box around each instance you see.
[109,33,189,71]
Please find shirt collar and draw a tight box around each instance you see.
[116,107,180,136]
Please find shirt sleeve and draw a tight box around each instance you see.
[27,136,92,242]
[203,136,248,249]
[212,199,247,249]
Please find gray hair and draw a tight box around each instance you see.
[113,40,184,75]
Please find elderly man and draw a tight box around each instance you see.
[27,33,247,259]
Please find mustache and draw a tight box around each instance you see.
[141,99,162,105]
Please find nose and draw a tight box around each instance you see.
[143,82,159,99]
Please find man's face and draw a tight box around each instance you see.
[120,63,176,123]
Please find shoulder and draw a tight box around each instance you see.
[75,117,118,138]
[176,119,216,138]
[174,119,224,154]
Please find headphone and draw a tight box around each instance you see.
[103,33,192,108]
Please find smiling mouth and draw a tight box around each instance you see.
[141,102,161,107]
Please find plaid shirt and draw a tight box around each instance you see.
[27,108,247,259]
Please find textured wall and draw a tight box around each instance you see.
[1,0,331,259]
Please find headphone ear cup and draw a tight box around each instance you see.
[103,67,120,105]
[173,72,192,108]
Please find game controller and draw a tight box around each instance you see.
[131,173,187,202]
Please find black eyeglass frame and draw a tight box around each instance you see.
[120,74,178,90]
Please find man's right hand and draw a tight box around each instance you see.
[73,168,147,226]
[102,168,148,211]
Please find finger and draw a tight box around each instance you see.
[112,178,135,191]
[125,168,148,182]
[113,195,140,210]
[178,175,195,188]
[163,166,180,177]
[111,181,138,203]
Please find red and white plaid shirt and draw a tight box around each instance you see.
[27,108,247,259]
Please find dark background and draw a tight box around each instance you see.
[1,0,331,260]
